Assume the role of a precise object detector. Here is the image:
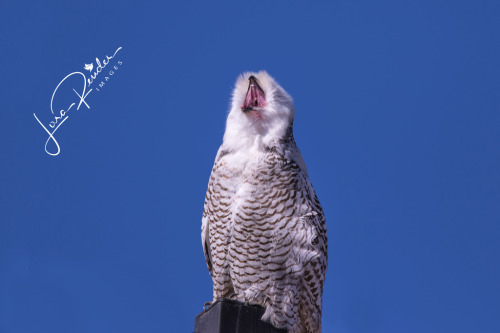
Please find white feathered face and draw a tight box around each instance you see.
[223,71,295,149]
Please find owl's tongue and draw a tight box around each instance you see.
[242,76,266,111]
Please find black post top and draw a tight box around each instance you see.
[194,298,287,333]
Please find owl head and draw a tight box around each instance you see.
[223,71,295,150]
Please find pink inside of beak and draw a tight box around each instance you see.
[242,78,266,110]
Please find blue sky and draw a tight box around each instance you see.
[1,1,499,332]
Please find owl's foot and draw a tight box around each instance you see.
[261,300,274,323]
[203,301,212,309]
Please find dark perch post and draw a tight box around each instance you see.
[194,299,287,333]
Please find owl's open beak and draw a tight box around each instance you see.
[242,75,266,112]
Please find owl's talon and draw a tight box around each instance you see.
[229,293,238,300]
[203,301,212,309]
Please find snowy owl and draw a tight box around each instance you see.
[202,71,327,333]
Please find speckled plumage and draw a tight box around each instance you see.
[202,71,327,333]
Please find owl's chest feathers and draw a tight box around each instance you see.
[221,148,268,198]
[216,142,281,223]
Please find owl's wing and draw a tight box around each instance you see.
[201,148,229,277]
[282,140,328,267]
[201,212,212,275]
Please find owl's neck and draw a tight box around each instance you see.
[222,114,293,151]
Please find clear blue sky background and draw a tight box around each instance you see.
[1,1,499,332]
